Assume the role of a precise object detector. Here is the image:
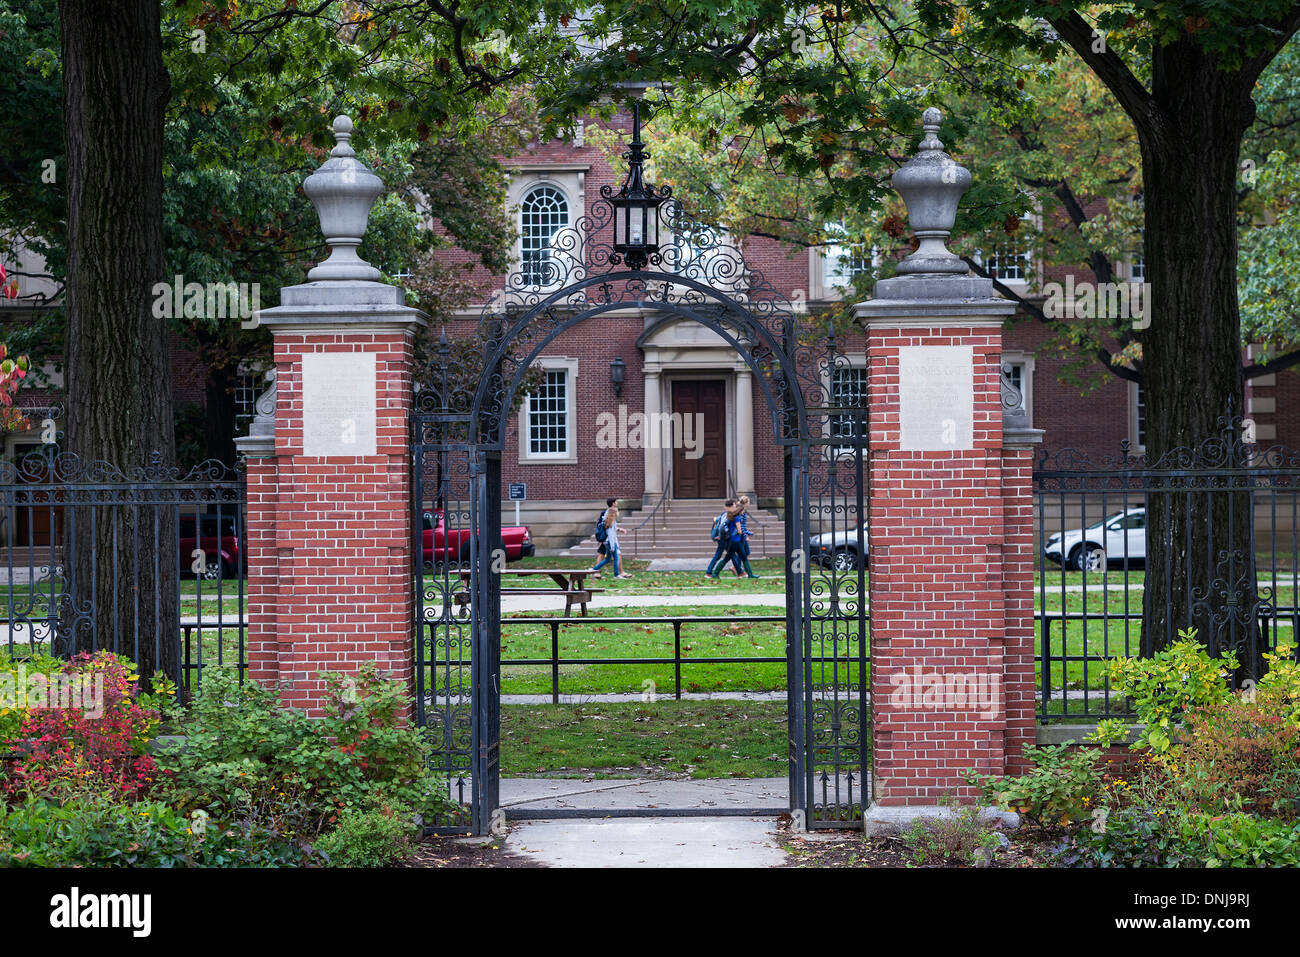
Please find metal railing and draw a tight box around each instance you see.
[626,469,671,555]
[1,448,248,691]
[1034,419,1300,721]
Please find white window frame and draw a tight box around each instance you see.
[1001,351,1035,426]
[519,356,579,464]
[975,210,1038,289]
[505,167,586,292]
[810,240,880,301]
[1129,380,1147,453]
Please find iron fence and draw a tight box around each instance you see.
[1,447,247,691]
[1034,416,1300,722]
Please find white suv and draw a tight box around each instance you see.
[1043,506,1146,571]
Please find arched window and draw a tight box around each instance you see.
[520,184,569,285]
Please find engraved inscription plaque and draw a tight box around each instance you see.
[898,345,974,451]
[301,352,377,456]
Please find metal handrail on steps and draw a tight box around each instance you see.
[626,470,671,556]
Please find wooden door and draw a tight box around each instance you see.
[671,380,726,498]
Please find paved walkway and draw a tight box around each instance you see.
[501,591,787,614]
[505,817,788,867]
[498,778,791,867]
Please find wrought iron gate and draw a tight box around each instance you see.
[411,169,869,833]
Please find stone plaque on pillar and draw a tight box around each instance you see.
[897,345,973,451]
[301,352,377,456]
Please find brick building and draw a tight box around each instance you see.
[429,106,1300,546]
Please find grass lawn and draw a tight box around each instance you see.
[501,603,792,695]
[500,700,791,778]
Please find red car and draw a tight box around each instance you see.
[420,508,533,566]
[179,514,241,580]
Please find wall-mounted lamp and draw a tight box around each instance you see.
[610,356,626,398]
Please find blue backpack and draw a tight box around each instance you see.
[595,510,609,543]
[710,512,727,542]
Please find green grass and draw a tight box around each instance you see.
[416,603,867,696]
[500,700,792,778]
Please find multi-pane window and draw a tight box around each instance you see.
[1130,242,1146,282]
[234,372,262,436]
[1134,383,1147,449]
[520,185,569,285]
[829,366,867,445]
[527,369,570,457]
[981,213,1034,282]
[825,243,873,288]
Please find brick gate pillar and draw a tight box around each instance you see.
[235,116,427,717]
[857,108,1033,808]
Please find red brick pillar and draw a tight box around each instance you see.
[236,116,427,716]
[856,107,1032,811]
[1001,394,1045,775]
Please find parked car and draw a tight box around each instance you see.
[420,508,534,566]
[810,521,869,570]
[1043,506,1146,571]
[179,514,241,580]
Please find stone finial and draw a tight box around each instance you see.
[302,116,384,282]
[891,107,971,276]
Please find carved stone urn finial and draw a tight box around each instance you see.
[302,115,384,282]
[891,107,972,277]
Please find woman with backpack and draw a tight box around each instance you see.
[590,497,630,579]
[704,500,735,577]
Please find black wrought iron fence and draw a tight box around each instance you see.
[1,446,247,691]
[1034,416,1300,722]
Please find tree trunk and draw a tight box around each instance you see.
[1139,38,1263,678]
[59,0,177,684]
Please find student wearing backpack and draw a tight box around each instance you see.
[590,497,629,578]
[704,500,735,577]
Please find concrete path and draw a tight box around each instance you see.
[498,777,790,867]
[500,776,788,813]
[505,817,788,867]
[500,591,787,614]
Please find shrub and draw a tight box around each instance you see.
[1105,629,1237,753]
[1,652,167,805]
[0,649,67,742]
[969,744,1104,830]
[1053,804,1300,868]
[1164,697,1300,819]
[0,795,321,867]
[157,665,455,837]
[1252,643,1300,726]
[316,801,417,867]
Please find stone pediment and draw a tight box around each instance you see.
[636,315,733,351]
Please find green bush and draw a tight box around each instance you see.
[0,795,320,867]
[156,665,454,838]
[1105,629,1237,753]
[901,802,1004,866]
[1053,805,1300,868]
[969,744,1104,830]
[316,802,417,867]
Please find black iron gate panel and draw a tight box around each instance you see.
[411,417,475,832]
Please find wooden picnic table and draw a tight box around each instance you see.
[455,568,605,617]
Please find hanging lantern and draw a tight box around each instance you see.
[603,102,670,271]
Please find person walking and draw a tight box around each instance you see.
[711,499,746,579]
[704,500,735,577]
[590,497,630,579]
[729,495,760,578]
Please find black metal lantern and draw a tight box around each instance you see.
[602,102,671,271]
[610,356,626,397]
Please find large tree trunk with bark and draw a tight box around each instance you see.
[1139,37,1262,678]
[59,0,177,684]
